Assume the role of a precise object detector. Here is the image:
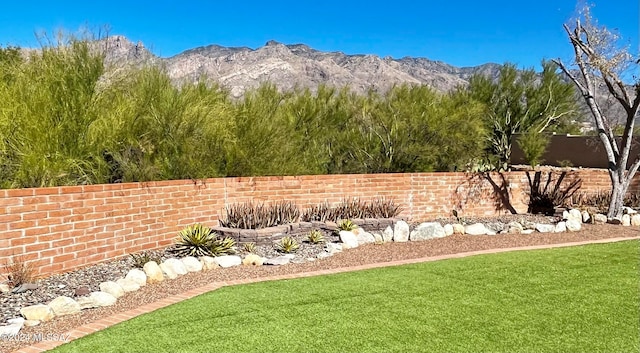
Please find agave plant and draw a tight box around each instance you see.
[242,242,257,253]
[306,229,325,244]
[210,236,236,256]
[337,219,357,231]
[173,224,215,257]
[275,236,299,253]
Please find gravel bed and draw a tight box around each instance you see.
[1,219,638,352]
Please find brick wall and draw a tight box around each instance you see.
[0,170,637,277]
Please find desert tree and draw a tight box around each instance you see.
[553,4,639,218]
[468,62,578,170]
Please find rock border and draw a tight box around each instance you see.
[2,207,638,336]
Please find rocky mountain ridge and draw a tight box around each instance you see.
[101,35,503,97]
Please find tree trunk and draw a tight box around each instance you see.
[607,177,628,218]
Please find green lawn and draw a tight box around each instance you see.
[52,240,640,353]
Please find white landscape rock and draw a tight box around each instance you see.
[89,291,117,307]
[465,223,488,236]
[352,228,376,244]
[621,214,631,227]
[452,223,465,235]
[23,320,40,327]
[534,223,555,233]
[566,219,582,232]
[581,210,591,223]
[263,256,292,266]
[213,255,242,268]
[339,230,359,249]
[382,226,394,242]
[76,297,99,310]
[554,221,567,233]
[521,229,535,235]
[143,261,165,283]
[443,224,454,236]
[623,206,638,215]
[393,221,410,242]
[410,222,446,241]
[0,318,24,336]
[0,283,10,294]
[631,214,640,227]
[242,254,264,266]
[20,304,54,322]
[372,232,384,243]
[568,209,582,223]
[325,243,343,254]
[125,269,147,286]
[593,214,608,224]
[99,281,125,298]
[181,256,203,272]
[200,256,219,270]
[506,221,523,234]
[159,262,179,279]
[116,278,141,292]
[163,258,188,276]
[48,296,81,317]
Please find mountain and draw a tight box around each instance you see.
[101,36,502,97]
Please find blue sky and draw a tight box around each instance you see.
[0,0,637,70]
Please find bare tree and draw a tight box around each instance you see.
[553,4,640,218]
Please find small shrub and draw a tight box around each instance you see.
[130,251,161,268]
[301,202,333,222]
[306,229,325,244]
[337,219,357,231]
[3,255,36,288]
[275,236,299,253]
[302,198,401,222]
[173,224,215,257]
[526,171,582,215]
[366,197,402,218]
[210,237,236,256]
[243,242,257,253]
[571,190,640,213]
[220,201,300,229]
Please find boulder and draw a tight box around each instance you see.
[20,304,54,322]
[242,254,264,266]
[263,256,292,266]
[410,222,446,241]
[339,230,359,249]
[554,221,567,233]
[316,251,333,259]
[566,219,582,232]
[0,283,10,294]
[452,223,465,234]
[623,206,638,215]
[521,229,535,235]
[116,278,140,292]
[568,209,582,223]
[89,291,117,307]
[632,214,640,227]
[581,210,591,223]
[23,320,40,327]
[74,286,91,296]
[163,258,188,275]
[621,214,631,227]
[213,255,242,268]
[325,243,343,254]
[99,281,125,298]
[393,221,410,242]
[465,223,488,236]
[0,318,23,336]
[443,224,454,236]
[562,210,570,220]
[608,217,622,225]
[200,256,219,270]
[143,261,165,283]
[382,226,394,242]
[372,233,384,243]
[124,269,147,287]
[356,230,376,245]
[11,283,38,294]
[535,223,555,233]
[506,221,523,234]
[181,256,203,272]
[76,296,99,310]
[593,214,607,224]
[48,296,81,316]
[159,262,178,279]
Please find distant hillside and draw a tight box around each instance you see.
[100,35,503,97]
